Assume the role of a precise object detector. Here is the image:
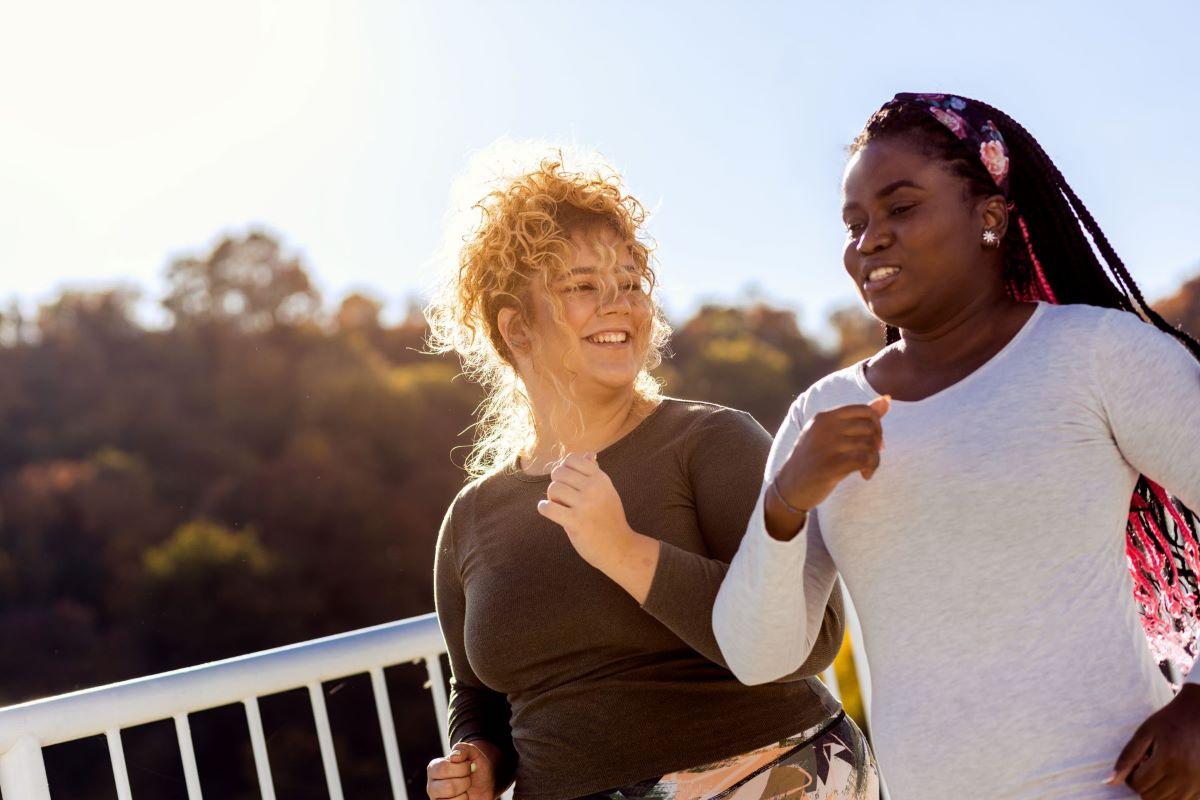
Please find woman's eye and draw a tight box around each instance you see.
[890,204,914,216]
[845,222,865,237]
[566,283,595,293]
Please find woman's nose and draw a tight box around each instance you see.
[856,220,892,255]
[596,284,632,314]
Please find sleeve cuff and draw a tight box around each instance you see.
[748,496,813,556]
[640,539,673,613]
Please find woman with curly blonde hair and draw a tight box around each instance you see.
[424,150,876,800]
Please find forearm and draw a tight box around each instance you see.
[579,520,842,677]
[713,500,837,685]
[579,526,756,663]
[630,535,841,676]
[585,526,660,605]
[790,580,845,677]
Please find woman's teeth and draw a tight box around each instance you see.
[865,266,900,287]
[587,332,628,344]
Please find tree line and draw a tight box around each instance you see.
[2,232,1195,797]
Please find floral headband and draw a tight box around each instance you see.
[890,92,1011,196]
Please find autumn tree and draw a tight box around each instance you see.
[661,303,838,431]
[37,287,141,343]
[163,231,320,332]
[829,304,883,368]
[1156,269,1200,340]
[336,291,384,334]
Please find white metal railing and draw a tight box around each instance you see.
[0,591,875,800]
[839,582,873,728]
[0,612,450,800]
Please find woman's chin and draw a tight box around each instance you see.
[865,294,918,330]
[581,367,641,394]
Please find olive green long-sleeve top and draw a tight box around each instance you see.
[433,398,843,800]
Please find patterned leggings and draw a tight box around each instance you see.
[579,712,878,800]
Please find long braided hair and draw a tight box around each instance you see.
[851,95,1200,674]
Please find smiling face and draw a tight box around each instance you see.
[523,226,654,399]
[841,137,1008,332]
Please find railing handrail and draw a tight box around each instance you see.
[0,611,446,752]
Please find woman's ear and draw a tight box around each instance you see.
[497,306,530,355]
[980,194,1010,241]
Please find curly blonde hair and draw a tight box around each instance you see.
[426,151,671,478]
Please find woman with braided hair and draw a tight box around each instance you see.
[714,94,1200,798]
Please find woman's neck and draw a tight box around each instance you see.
[864,288,1038,402]
[897,291,1028,369]
[520,383,651,475]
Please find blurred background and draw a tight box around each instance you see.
[2,0,1199,796]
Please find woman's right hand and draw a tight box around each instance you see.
[426,742,497,800]
[767,396,890,540]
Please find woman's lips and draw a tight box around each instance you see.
[863,265,901,295]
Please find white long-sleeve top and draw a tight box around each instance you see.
[713,302,1200,799]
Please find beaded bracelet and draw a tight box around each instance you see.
[770,477,807,517]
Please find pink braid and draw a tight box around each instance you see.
[1017,214,1058,303]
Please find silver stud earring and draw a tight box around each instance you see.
[982,229,1000,247]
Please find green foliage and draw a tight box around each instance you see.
[142,520,271,579]
[138,520,281,670]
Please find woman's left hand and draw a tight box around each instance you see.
[1108,683,1200,798]
[537,452,636,570]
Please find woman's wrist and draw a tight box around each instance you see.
[457,739,504,795]
[591,526,659,603]
[582,523,638,569]
[764,477,808,541]
[770,476,808,516]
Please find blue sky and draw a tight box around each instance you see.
[2,0,1197,334]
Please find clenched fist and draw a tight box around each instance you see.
[767,395,890,540]
[536,452,635,570]
[426,742,497,800]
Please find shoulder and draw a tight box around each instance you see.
[1038,302,1191,361]
[657,397,767,442]
[437,473,492,551]
[1037,301,1132,336]
[650,398,771,466]
[657,398,774,479]
[789,361,876,422]
[1036,298,1118,326]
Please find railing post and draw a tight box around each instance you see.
[423,655,451,755]
[841,582,873,731]
[0,735,53,800]
[820,664,841,699]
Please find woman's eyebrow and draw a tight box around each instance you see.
[843,178,924,215]
[876,178,923,198]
